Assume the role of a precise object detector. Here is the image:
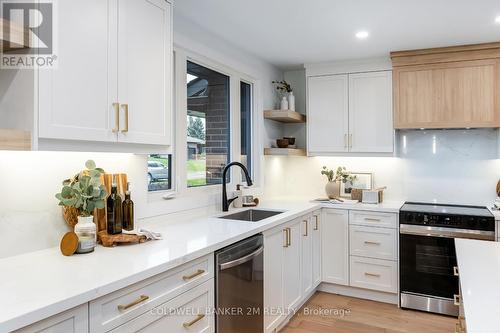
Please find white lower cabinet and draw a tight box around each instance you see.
[14,304,88,333]
[321,209,349,285]
[311,211,322,287]
[301,215,313,296]
[108,279,214,333]
[283,219,302,312]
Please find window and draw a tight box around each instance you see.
[147,154,172,192]
[186,61,230,187]
[240,81,252,178]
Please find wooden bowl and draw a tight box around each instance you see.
[276,139,289,148]
[283,137,295,145]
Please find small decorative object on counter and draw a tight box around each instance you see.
[60,231,79,256]
[55,160,107,254]
[362,187,386,204]
[122,182,134,231]
[321,166,357,199]
[340,172,373,198]
[107,175,123,235]
[233,184,243,208]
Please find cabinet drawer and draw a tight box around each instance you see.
[109,279,214,333]
[350,225,397,260]
[90,254,214,332]
[349,211,397,229]
[350,256,397,293]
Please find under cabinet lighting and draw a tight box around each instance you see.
[495,16,500,24]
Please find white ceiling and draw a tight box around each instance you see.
[174,0,500,69]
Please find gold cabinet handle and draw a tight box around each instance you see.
[364,218,381,222]
[364,241,381,245]
[453,294,461,306]
[112,102,120,133]
[453,266,459,277]
[303,220,308,237]
[182,269,205,281]
[313,215,319,230]
[120,103,129,133]
[344,134,348,149]
[183,314,205,328]
[349,134,353,148]
[117,295,149,311]
[287,227,291,246]
[364,272,381,277]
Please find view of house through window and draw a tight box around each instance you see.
[240,81,252,179]
[147,154,172,192]
[187,61,230,187]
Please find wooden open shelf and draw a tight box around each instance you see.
[0,18,30,51]
[264,110,306,123]
[0,129,31,150]
[264,148,306,156]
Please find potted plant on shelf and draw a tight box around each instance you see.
[272,80,295,111]
[55,160,107,254]
[321,166,357,199]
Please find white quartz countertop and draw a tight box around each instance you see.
[455,239,500,333]
[0,199,402,332]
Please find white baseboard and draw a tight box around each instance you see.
[318,282,398,305]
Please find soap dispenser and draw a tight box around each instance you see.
[233,184,243,208]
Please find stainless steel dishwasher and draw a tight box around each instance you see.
[215,234,264,333]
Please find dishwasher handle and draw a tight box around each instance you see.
[219,246,264,271]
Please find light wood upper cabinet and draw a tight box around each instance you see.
[392,43,500,129]
[38,0,173,146]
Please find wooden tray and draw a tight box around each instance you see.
[98,231,147,247]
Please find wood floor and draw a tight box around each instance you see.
[281,292,456,333]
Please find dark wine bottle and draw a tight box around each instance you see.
[106,175,122,234]
[122,182,134,231]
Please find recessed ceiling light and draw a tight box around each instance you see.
[355,31,369,39]
[496,16,500,23]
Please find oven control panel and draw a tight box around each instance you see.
[400,211,495,231]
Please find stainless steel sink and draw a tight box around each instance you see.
[219,209,284,222]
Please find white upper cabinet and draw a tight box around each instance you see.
[38,0,172,147]
[117,0,172,145]
[349,71,394,153]
[307,65,394,154]
[38,0,116,142]
[307,74,349,153]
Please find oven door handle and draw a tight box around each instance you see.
[400,224,495,240]
[219,246,264,271]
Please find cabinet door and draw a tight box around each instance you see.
[15,304,88,333]
[311,212,322,287]
[307,75,349,153]
[394,59,500,128]
[301,216,313,296]
[349,71,394,152]
[321,209,349,286]
[283,219,302,312]
[117,0,173,145]
[38,0,117,142]
[263,227,285,333]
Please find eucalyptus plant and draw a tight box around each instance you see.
[272,80,293,93]
[55,160,107,217]
[321,166,357,183]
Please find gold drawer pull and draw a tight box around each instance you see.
[364,272,381,277]
[314,215,319,230]
[364,241,381,245]
[364,218,381,222]
[117,295,149,311]
[453,266,459,277]
[120,103,129,133]
[453,294,461,306]
[182,269,205,281]
[303,220,308,237]
[183,314,205,328]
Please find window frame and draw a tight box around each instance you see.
[145,47,262,211]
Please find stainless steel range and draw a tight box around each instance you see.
[399,202,495,316]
